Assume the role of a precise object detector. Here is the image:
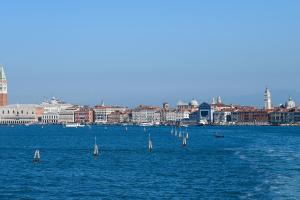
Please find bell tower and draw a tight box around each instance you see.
[0,66,8,106]
[264,87,272,110]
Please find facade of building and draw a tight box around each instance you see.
[232,108,270,125]
[74,107,94,124]
[58,106,79,124]
[213,110,232,124]
[94,104,127,124]
[107,111,130,124]
[198,102,214,123]
[0,104,43,124]
[165,110,190,122]
[131,105,161,124]
[269,109,291,125]
[41,97,73,124]
[0,66,8,106]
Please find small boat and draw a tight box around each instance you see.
[65,123,85,128]
[140,122,154,127]
[148,134,153,152]
[33,149,40,162]
[93,136,99,156]
[214,133,224,138]
[182,137,187,147]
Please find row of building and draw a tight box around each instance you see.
[0,96,299,126]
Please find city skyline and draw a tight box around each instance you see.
[1,1,300,106]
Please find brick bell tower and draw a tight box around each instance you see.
[0,66,8,106]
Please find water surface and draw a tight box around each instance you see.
[0,125,299,199]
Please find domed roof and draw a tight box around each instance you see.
[190,99,199,106]
[177,100,186,106]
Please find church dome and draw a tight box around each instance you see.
[286,97,296,109]
[190,99,199,106]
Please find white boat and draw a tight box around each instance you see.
[65,123,85,128]
[140,122,154,127]
[33,149,40,162]
[148,134,153,151]
[93,137,99,156]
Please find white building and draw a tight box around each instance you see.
[264,88,272,110]
[131,106,161,124]
[0,104,43,124]
[41,97,73,124]
[213,111,232,124]
[165,110,190,122]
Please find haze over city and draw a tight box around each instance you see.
[0,1,299,107]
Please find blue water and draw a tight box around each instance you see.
[0,125,300,199]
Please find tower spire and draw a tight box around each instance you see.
[0,65,8,106]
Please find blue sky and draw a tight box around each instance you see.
[0,0,299,108]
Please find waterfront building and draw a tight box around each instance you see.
[58,106,79,124]
[269,109,292,125]
[213,110,232,124]
[94,103,127,124]
[165,109,190,122]
[264,87,272,110]
[285,97,296,109]
[41,97,73,124]
[232,108,270,125]
[74,107,94,124]
[198,102,214,123]
[0,66,8,106]
[0,104,43,124]
[107,110,130,124]
[131,105,161,124]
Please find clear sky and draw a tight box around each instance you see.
[0,0,299,108]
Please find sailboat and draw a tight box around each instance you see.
[148,134,153,152]
[93,136,99,156]
[182,137,187,147]
[33,149,40,162]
